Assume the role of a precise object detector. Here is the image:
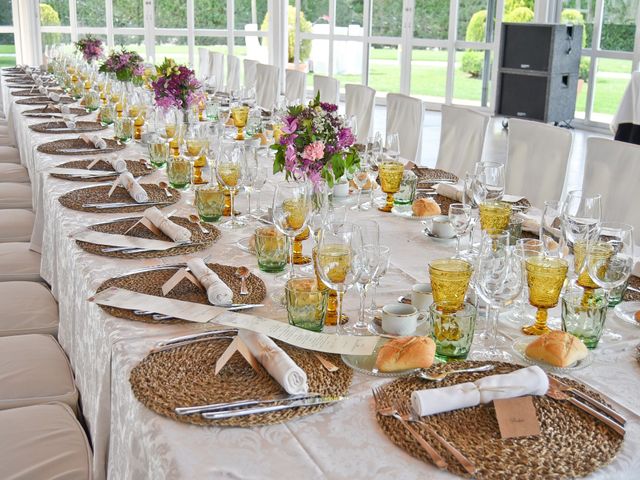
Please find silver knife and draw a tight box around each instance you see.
[176,392,323,415]
[82,201,173,209]
[155,329,239,348]
[202,395,346,419]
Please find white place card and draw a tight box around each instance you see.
[215,311,379,356]
[88,287,223,323]
[73,230,180,250]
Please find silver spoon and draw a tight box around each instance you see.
[159,181,172,198]
[189,214,209,234]
[416,364,494,382]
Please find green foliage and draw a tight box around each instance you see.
[601,24,635,52]
[262,6,312,63]
[579,57,590,82]
[504,0,534,12]
[561,8,587,48]
[465,10,487,42]
[461,51,485,78]
[503,6,534,23]
[40,4,61,46]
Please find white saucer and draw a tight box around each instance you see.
[614,301,640,327]
[423,229,456,241]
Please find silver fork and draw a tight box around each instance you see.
[371,386,447,469]
[396,400,476,475]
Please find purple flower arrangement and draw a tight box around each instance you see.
[151,58,205,110]
[272,93,360,188]
[74,36,104,63]
[99,48,145,83]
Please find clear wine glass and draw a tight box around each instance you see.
[473,162,505,205]
[351,160,371,211]
[449,203,472,258]
[561,191,602,281]
[252,165,269,214]
[215,144,246,230]
[385,132,400,161]
[366,245,391,319]
[540,200,564,257]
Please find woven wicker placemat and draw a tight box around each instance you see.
[30,121,106,135]
[130,337,353,427]
[16,96,74,105]
[412,166,459,185]
[37,138,126,156]
[59,184,179,213]
[623,276,640,302]
[50,159,152,182]
[96,263,266,324]
[12,88,62,97]
[376,361,623,479]
[78,216,220,259]
[22,106,89,118]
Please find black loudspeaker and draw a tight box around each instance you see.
[496,23,583,125]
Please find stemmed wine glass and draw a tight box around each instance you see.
[449,203,472,258]
[215,144,246,230]
[252,165,269,214]
[561,191,602,282]
[472,231,523,361]
[351,159,371,211]
[385,133,400,161]
[366,245,391,319]
[472,162,505,204]
[347,221,380,335]
[540,200,564,257]
[315,222,362,335]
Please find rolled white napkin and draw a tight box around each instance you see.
[47,91,61,102]
[435,183,463,202]
[186,257,233,305]
[38,86,47,94]
[411,366,548,416]
[118,172,148,203]
[237,329,309,395]
[60,105,71,115]
[80,133,107,150]
[64,120,76,129]
[107,155,127,173]
[35,78,43,86]
[144,207,191,242]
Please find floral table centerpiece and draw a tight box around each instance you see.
[272,93,360,189]
[151,58,205,117]
[74,36,104,63]
[99,48,145,84]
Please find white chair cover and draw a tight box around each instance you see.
[345,84,376,143]
[243,59,258,89]
[226,55,241,93]
[583,137,640,230]
[313,75,340,104]
[506,118,572,208]
[436,105,489,178]
[611,71,640,134]
[285,69,306,104]
[197,48,209,80]
[208,52,225,91]
[255,64,280,110]
[386,93,424,164]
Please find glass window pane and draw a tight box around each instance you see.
[77,0,105,28]
[288,2,316,65]
[0,33,15,67]
[368,45,400,94]
[574,55,589,120]
[561,0,595,49]
[371,0,402,37]
[155,36,189,65]
[600,0,638,52]
[454,48,492,107]
[40,1,70,27]
[114,35,146,60]
[414,0,449,40]
[194,0,227,29]
[0,2,12,26]
[334,40,363,88]
[410,48,447,102]
[41,32,72,49]
[309,38,330,75]
[458,0,492,41]
[300,0,329,24]
[591,58,631,122]
[155,0,187,29]
[234,0,268,31]
[336,0,364,32]
[114,0,143,28]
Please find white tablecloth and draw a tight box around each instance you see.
[5,77,640,480]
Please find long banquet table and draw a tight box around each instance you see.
[3,76,640,479]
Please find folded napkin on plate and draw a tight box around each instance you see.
[411,365,548,416]
[435,183,463,201]
[106,155,127,173]
[186,257,233,305]
[80,133,107,150]
[144,207,191,242]
[118,172,148,203]
[237,329,309,395]
[47,91,61,102]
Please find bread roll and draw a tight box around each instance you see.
[412,198,441,217]
[525,330,588,368]
[375,336,435,372]
[349,178,373,191]
[634,310,640,323]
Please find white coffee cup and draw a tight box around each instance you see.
[425,215,455,238]
[332,181,349,197]
[382,304,420,336]
[411,283,433,312]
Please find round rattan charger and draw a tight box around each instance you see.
[50,159,152,182]
[58,184,179,213]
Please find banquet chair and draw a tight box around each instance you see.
[0,145,20,163]
[0,281,58,337]
[0,182,32,209]
[313,75,340,104]
[386,93,424,164]
[0,334,77,411]
[244,59,258,89]
[0,162,29,182]
[435,104,489,178]
[197,47,210,80]
[505,118,572,208]
[226,55,241,93]
[208,51,225,91]
[0,242,41,282]
[255,64,280,110]
[0,403,92,480]
[285,69,306,104]
[0,209,34,242]
[345,84,376,144]
[582,137,640,230]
